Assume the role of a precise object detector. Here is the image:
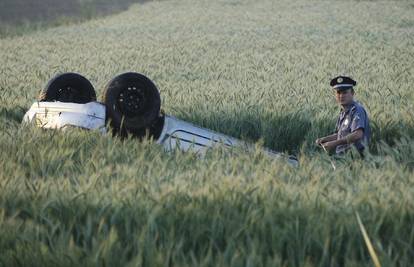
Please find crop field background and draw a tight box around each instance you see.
[0,0,147,36]
[1,0,414,266]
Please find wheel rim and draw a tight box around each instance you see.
[56,86,82,102]
[117,86,147,118]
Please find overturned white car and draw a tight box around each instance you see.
[23,72,298,166]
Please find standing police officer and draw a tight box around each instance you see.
[315,76,371,156]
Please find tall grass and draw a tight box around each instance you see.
[0,0,149,37]
[1,0,414,266]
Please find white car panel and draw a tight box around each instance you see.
[158,115,298,167]
[158,115,247,155]
[23,101,298,166]
[23,101,106,133]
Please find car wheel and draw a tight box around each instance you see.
[38,72,96,103]
[103,72,161,136]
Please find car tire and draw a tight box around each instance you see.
[38,72,96,103]
[103,72,161,136]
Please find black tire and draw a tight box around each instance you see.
[38,73,96,103]
[103,72,161,136]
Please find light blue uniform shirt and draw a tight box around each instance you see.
[335,101,371,154]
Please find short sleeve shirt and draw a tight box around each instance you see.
[335,101,371,154]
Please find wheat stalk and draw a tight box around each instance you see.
[356,212,381,267]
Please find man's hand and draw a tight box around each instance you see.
[317,129,363,153]
[315,138,324,146]
[315,133,338,147]
[321,141,337,151]
[320,130,363,152]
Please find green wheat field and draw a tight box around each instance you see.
[1,0,414,266]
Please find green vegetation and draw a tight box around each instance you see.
[0,0,148,37]
[1,0,414,266]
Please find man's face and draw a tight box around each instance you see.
[335,89,354,106]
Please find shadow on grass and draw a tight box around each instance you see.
[1,192,413,266]
[0,0,153,37]
[172,108,315,153]
[170,106,414,154]
[0,106,27,124]
[2,104,414,155]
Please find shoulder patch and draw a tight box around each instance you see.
[351,102,366,115]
